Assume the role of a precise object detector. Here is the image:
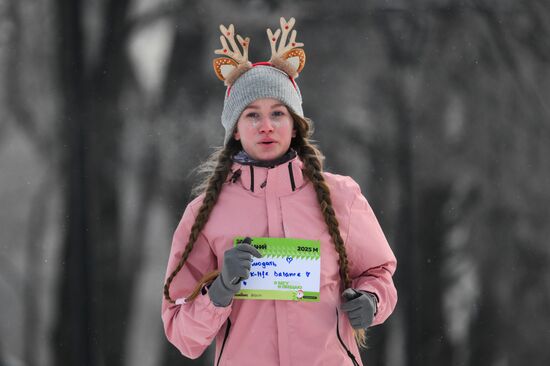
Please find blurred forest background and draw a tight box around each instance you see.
[1,0,549,365]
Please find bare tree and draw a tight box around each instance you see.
[52,1,133,365]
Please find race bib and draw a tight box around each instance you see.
[233,237,320,302]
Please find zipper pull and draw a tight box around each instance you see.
[260,179,267,188]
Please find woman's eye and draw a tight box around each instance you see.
[272,111,285,117]
[247,113,259,118]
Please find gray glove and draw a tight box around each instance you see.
[341,288,378,329]
[208,240,262,307]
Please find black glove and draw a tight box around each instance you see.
[341,288,378,329]
[208,239,262,307]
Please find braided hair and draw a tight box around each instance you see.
[163,111,367,347]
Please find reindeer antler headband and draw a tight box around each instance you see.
[213,17,306,86]
[214,17,307,145]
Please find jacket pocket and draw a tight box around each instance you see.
[335,308,360,366]
[216,319,232,366]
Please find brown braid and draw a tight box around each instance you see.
[163,140,240,304]
[290,112,352,289]
[290,110,368,348]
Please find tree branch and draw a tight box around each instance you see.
[475,4,550,124]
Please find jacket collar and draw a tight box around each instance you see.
[227,155,306,196]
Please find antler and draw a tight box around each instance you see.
[215,24,250,64]
[267,17,306,78]
[213,24,252,85]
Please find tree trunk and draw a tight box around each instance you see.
[53,1,132,365]
[52,0,93,364]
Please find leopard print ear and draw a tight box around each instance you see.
[267,17,306,78]
[212,24,252,86]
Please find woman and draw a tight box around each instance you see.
[162,17,397,366]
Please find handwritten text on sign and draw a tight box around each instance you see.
[233,237,320,301]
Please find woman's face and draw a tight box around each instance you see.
[234,98,296,161]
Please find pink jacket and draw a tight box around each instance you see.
[162,156,397,366]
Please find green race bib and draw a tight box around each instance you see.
[233,237,320,302]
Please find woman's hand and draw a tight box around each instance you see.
[341,288,378,329]
[208,242,262,307]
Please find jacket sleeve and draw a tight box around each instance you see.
[161,200,231,358]
[345,189,398,326]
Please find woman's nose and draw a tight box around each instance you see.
[257,116,274,133]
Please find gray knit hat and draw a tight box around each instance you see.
[212,17,307,145]
[221,65,304,144]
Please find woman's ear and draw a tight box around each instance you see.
[234,129,241,141]
[292,128,296,138]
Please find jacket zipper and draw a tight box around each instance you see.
[249,165,254,192]
[335,308,360,366]
[216,319,232,366]
[287,162,296,191]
